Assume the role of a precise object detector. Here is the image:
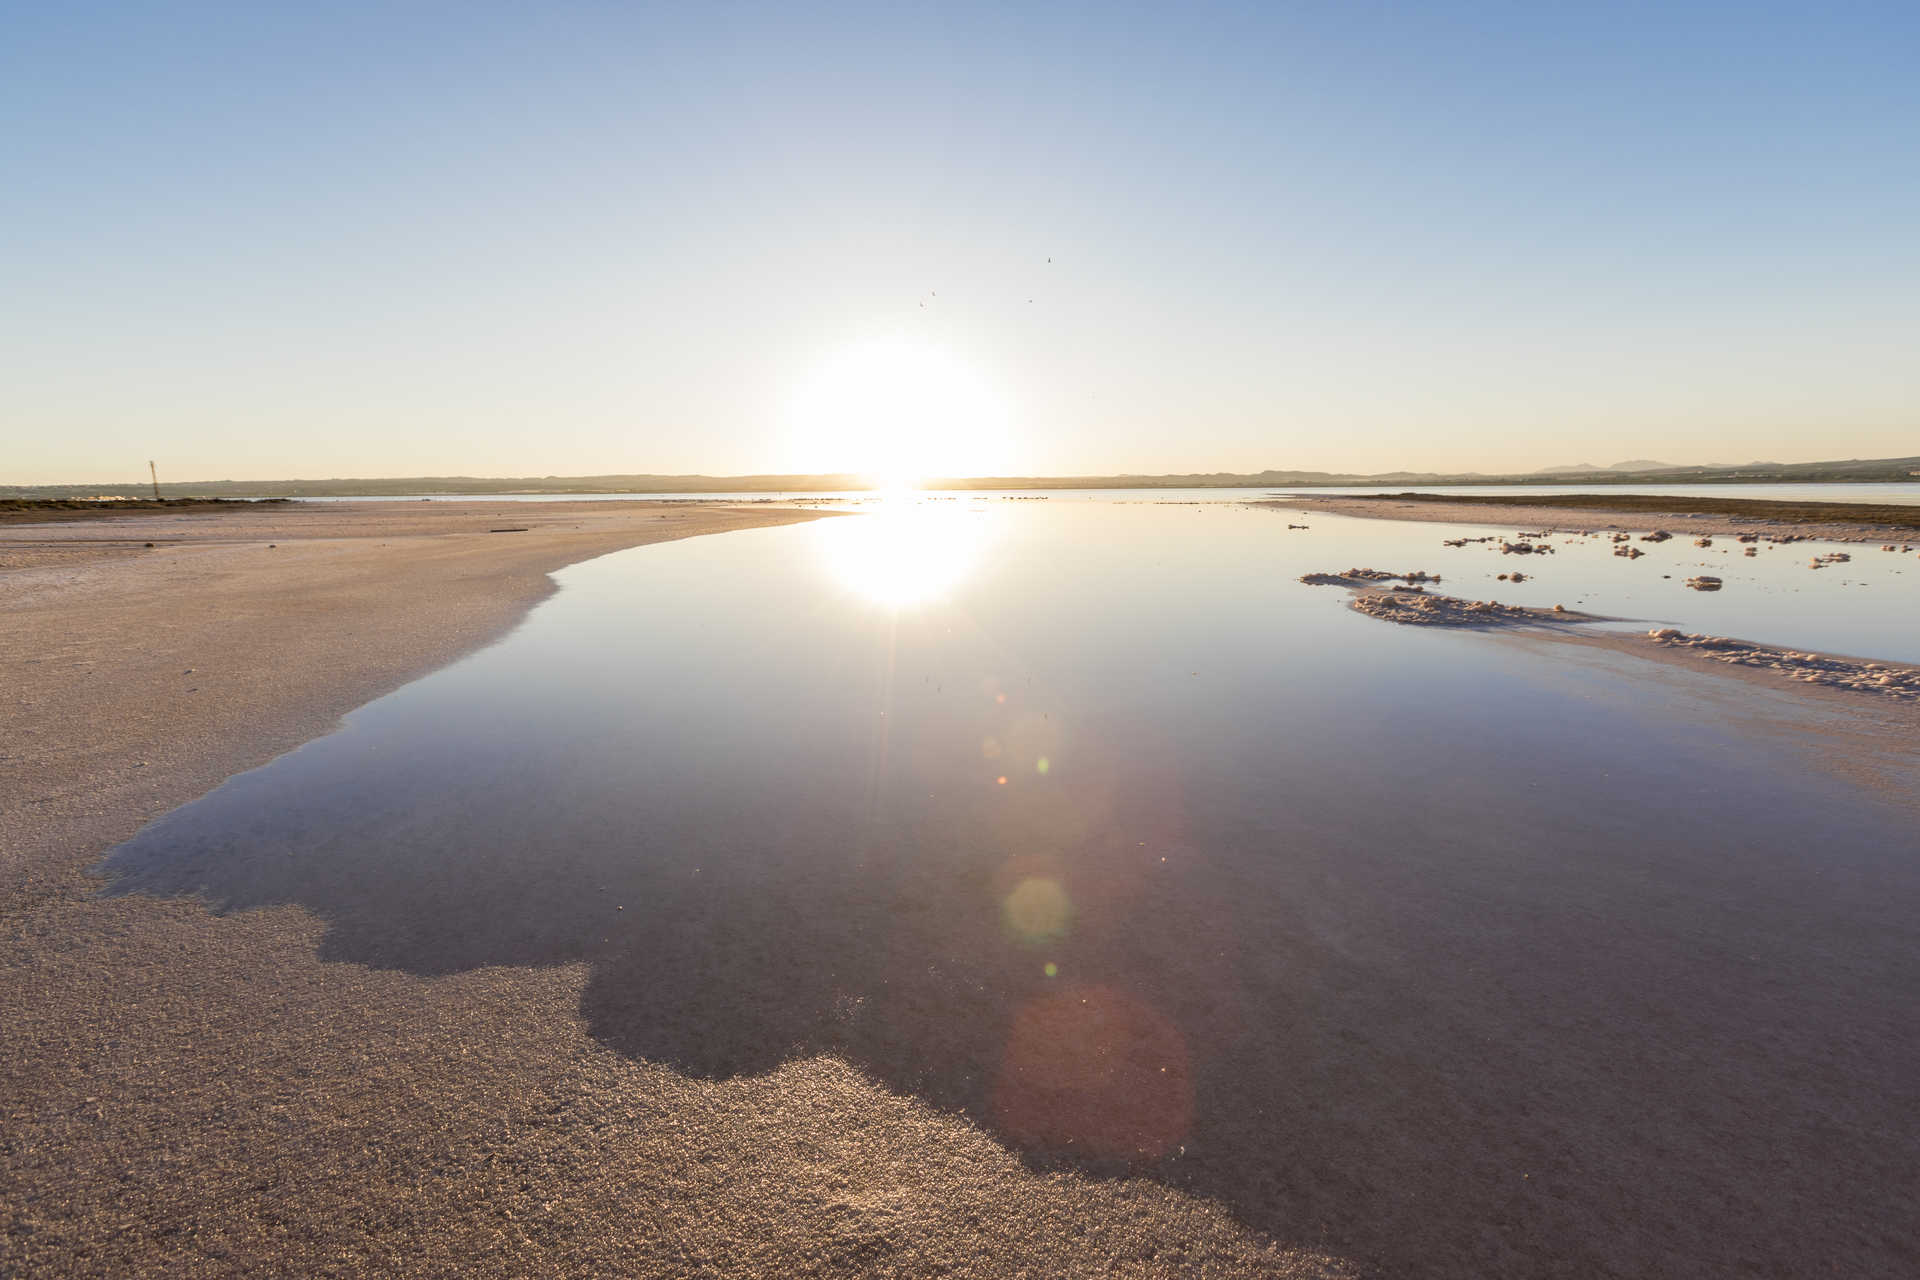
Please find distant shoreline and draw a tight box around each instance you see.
[1263,492,1920,538]
[7,455,1920,500]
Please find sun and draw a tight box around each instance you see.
[784,336,1012,488]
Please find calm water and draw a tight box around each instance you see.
[299,480,1920,505]
[1277,480,1920,503]
[104,502,1920,1275]
[1282,507,1920,663]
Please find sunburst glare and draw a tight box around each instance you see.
[815,498,992,608]
[783,335,1012,489]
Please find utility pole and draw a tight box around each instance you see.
[150,460,160,501]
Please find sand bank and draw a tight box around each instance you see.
[1299,562,1920,734]
[1297,569,1610,628]
[1,501,1345,1278]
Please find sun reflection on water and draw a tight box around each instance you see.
[816,496,992,608]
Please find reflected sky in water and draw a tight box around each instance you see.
[1285,505,1920,663]
[103,502,1920,1275]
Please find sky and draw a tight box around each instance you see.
[4,1,1917,484]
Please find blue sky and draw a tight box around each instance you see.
[4,1,1916,481]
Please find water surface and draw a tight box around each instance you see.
[106,502,1920,1276]
[1276,480,1920,503]
[299,480,1920,505]
[1286,507,1920,662]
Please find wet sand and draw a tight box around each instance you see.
[1297,571,1611,629]
[1,501,1344,1278]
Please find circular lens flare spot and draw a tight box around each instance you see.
[1003,876,1071,944]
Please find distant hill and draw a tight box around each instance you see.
[1510,456,1917,487]
[1539,459,1679,474]
[7,456,1919,499]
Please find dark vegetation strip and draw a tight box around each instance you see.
[0,498,291,525]
[1348,492,1920,529]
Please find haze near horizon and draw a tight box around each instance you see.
[5,1,1917,486]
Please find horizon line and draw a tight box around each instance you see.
[9,453,1920,496]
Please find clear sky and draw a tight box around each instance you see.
[4,1,1916,483]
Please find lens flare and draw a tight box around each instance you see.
[1003,876,1072,944]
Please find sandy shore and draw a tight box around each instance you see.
[1,501,1345,1278]
[1262,494,1920,542]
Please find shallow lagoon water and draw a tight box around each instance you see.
[1281,506,1920,663]
[106,502,1920,1276]
[303,479,1920,505]
[1279,480,1920,503]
